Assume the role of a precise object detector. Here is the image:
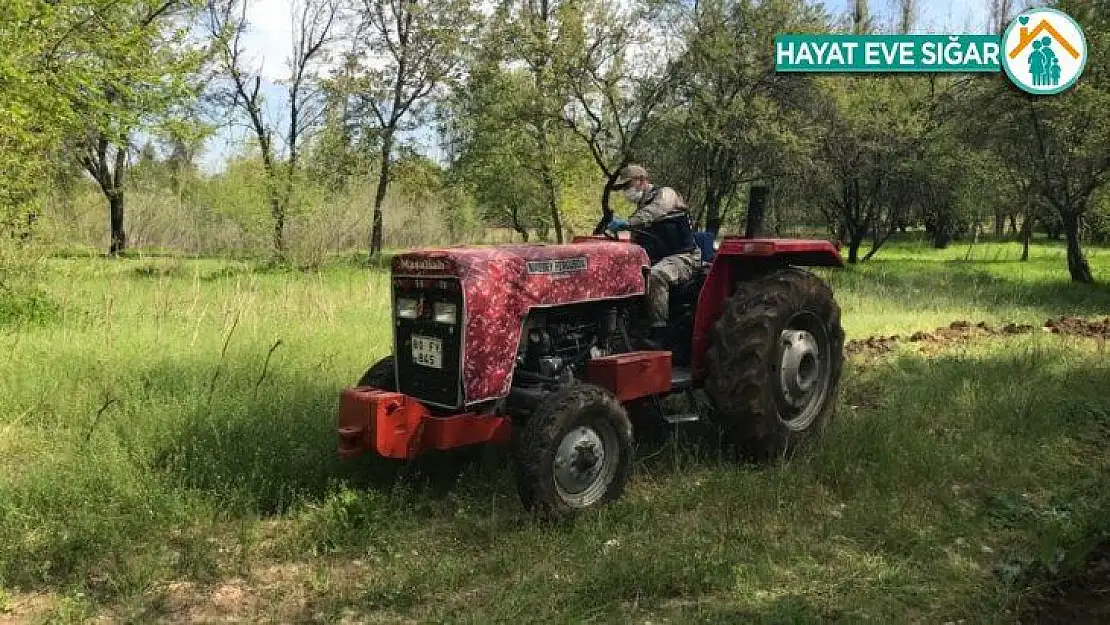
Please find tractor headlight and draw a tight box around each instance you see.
[433,302,457,324]
[396,297,419,319]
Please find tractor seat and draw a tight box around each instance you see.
[693,231,716,263]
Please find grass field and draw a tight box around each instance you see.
[1,238,1109,623]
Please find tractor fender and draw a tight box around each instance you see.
[689,237,843,376]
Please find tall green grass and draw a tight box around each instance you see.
[824,239,1110,337]
[0,240,1108,622]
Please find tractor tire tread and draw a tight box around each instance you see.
[703,266,844,460]
[357,356,395,390]
[512,383,633,520]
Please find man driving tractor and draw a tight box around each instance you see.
[606,164,702,349]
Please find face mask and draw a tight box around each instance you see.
[623,187,642,203]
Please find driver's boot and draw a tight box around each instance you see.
[638,325,671,351]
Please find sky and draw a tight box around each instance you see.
[196,0,999,174]
[195,1,329,173]
[820,0,993,34]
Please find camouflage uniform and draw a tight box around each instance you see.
[628,186,701,328]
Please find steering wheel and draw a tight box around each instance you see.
[593,211,620,240]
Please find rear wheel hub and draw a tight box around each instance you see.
[774,312,831,432]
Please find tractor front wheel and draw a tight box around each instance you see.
[704,267,844,460]
[357,356,395,389]
[513,383,634,519]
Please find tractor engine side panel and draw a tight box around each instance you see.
[393,242,648,406]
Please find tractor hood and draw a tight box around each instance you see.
[391,241,649,406]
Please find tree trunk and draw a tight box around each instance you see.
[932,207,951,249]
[271,195,285,255]
[863,224,895,261]
[1063,214,1093,282]
[543,164,563,243]
[1020,214,1033,262]
[1008,213,1018,236]
[596,170,620,235]
[705,185,722,236]
[994,210,1004,238]
[932,227,951,249]
[847,230,864,264]
[108,193,126,256]
[370,132,394,256]
[536,129,563,244]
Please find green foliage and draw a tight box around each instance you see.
[973,0,1110,280]
[447,5,604,242]
[0,0,202,260]
[648,0,827,231]
[0,285,59,329]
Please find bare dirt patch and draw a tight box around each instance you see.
[1043,316,1110,340]
[1019,541,1110,624]
[844,320,1029,362]
[0,592,57,625]
[845,315,1110,362]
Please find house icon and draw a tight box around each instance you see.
[1009,19,1081,60]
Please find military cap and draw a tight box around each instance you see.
[612,164,650,189]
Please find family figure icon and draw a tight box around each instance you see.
[1005,12,1084,94]
[1029,37,1062,86]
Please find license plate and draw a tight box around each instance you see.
[411,335,443,369]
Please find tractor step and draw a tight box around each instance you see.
[670,366,694,390]
[663,412,700,424]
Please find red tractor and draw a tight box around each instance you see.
[338,202,844,518]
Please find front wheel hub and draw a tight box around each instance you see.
[553,424,617,507]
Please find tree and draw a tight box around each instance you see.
[2,2,194,251]
[897,0,915,34]
[206,0,341,256]
[852,0,872,34]
[989,0,1014,34]
[673,0,825,235]
[560,0,678,227]
[809,76,929,262]
[489,0,588,244]
[983,0,1110,282]
[0,0,93,254]
[309,52,367,194]
[352,0,475,256]
[449,62,545,241]
[61,1,201,256]
[446,24,596,242]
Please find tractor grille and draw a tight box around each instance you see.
[392,277,464,409]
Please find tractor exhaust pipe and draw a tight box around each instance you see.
[744,185,768,238]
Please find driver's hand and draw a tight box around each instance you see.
[606,218,628,232]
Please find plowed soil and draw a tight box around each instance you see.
[1043,316,1110,339]
[845,316,1110,361]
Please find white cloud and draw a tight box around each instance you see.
[241,0,297,81]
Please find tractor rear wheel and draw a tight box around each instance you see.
[357,356,395,389]
[704,267,844,460]
[513,383,634,519]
